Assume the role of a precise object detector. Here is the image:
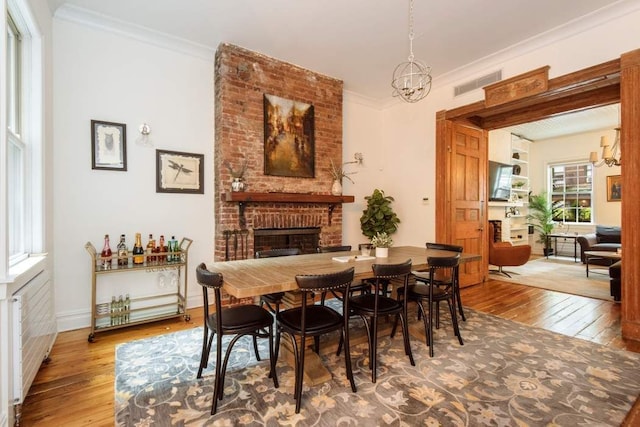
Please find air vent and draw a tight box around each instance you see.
[454,70,502,97]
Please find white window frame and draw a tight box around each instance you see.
[547,160,594,225]
[2,0,43,277]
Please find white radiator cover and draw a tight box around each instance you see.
[11,270,57,405]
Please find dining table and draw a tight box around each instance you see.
[208,245,482,384]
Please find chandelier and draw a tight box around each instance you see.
[590,127,621,167]
[391,0,432,103]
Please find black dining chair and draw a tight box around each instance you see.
[317,245,370,305]
[195,263,278,414]
[425,242,466,323]
[256,248,302,316]
[398,254,464,357]
[274,267,357,413]
[348,260,415,383]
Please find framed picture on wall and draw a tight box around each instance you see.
[156,149,204,194]
[263,94,315,178]
[607,175,621,202]
[91,120,127,171]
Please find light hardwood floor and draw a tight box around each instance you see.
[18,278,640,426]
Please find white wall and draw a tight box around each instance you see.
[52,19,214,331]
[372,3,639,248]
[529,128,621,229]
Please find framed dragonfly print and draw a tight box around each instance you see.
[156,149,204,194]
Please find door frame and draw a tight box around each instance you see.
[435,48,640,342]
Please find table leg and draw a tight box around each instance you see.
[574,239,578,262]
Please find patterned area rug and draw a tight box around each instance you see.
[115,307,640,426]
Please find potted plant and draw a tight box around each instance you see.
[360,188,400,244]
[329,159,356,195]
[527,192,561,256]
[370,232,393,257]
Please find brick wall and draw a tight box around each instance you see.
[214,43,345,261]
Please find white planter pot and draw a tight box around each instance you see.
[375,247,389,258]
[331,180,342,195]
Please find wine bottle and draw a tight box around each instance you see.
[100,234,112,269]
[133,233,144,265]
[118,295,124,325]
[117,234,128,267]
[146,234,156,265]
[110,295,117,326]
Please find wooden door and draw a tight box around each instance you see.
[435,114,487,287]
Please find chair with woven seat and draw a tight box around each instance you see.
[257,248,301,316]
[488,222,531,277]
[274,267,357,413]
[195,263,278,415]
[398,254,464,358]
[348,260,415,383]
[425,242,465,323]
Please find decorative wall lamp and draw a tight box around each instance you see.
[136,123,153,147]
[589,127,621,167]
[391,0,432,103]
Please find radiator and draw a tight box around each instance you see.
[11,269,57,411]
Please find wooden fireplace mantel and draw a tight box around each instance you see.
[222,192,355,227]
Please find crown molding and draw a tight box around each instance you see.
[54,4,215,61]
[435,0,640,89]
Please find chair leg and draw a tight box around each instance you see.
[211,333,223,415]
[268,324,278,389]
[400,306,415,366]
[342,326,357,392]
[455,286,466,322]
[448,298,464,346]
[370,315,378,383]
[197,325,211,378]
[295,334,305,414]
[428,296,435,358]
[252,335,261,361]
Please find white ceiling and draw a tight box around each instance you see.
[47,0,629,103]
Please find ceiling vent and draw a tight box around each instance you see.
[454,70,502,97]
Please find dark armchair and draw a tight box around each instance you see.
[488,222,531,277]
[577,225,621,265]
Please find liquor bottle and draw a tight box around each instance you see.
[172,236,182,263]
[146,234,156,265]
[158,235,166,264]
[117,234,128,267]
[133,233,144,265]
[110,295,117,326]
[167,236,177,262]
[100,234,112,269]
[124,294,131,323]
[118,295,124,325]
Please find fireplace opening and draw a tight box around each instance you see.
[253,227,321,256]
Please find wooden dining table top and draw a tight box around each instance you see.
[209,246,482,299]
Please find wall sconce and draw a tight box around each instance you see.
[136,123,153,147]
[589,127,620,167]
[343,152,364,166]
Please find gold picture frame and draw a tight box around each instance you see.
[607,175,621,202]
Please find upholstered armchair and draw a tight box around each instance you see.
[488,222,532,277]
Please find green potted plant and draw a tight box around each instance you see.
[370,232,393,257]
[527,192,561,256]
[360,189,400,253]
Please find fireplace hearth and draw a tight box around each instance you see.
[253,227,321,255]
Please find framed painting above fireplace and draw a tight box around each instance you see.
[263,94,315,178]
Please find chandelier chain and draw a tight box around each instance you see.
[408,0,415,61]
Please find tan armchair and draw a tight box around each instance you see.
[488,222,531,277]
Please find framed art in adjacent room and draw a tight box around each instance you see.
[156,149,204,194]
[263,94,315,178]
[607,175,621,202]
[91,120,127,171]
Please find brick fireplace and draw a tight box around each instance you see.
[214,44,348,261]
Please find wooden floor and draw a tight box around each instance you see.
[18,278,640,426]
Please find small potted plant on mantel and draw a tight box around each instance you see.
[370,232,393,258]
[329,159,356,195]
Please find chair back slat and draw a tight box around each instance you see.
[256,248,301,258]
[371,259,412,279]
[426,242,463,253]
[317,245,352,253]
[295,267,355,293]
